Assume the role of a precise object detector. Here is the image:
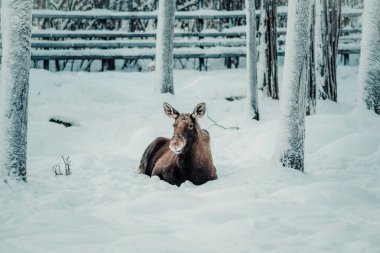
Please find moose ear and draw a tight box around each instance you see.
[192,102,206,119]
[163,102,179,119]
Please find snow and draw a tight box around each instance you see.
[0,65,380,252]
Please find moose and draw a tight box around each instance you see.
[138,102,217,186]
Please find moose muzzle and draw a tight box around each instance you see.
[169,135,186,154]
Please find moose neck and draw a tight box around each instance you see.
[175,126,203,169]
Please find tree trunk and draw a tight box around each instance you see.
[245,0,259,120]
[275,0,311,172]
[315,0,342,102]
[0,0,33,182]
[155,0,175,94]
[306,2,316,115]
[258,0,279,100]
[102,59,116,71]
[358,0,380,114]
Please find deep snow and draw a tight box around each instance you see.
[0,66,379,253]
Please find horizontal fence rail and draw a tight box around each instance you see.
[30,27,362,39]
[0,44,360,61]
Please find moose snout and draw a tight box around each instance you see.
[169,135,186,154]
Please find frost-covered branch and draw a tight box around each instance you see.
[177,0,198,11]
[49,0,66,10]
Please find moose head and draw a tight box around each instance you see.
[163,102,206,155]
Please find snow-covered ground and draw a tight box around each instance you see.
[1,66,379,253]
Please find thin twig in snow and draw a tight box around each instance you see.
[207,111,239,130]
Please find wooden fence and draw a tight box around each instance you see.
[0,7,363,71]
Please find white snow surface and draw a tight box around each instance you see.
[0,66,380,253]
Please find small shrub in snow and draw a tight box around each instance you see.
[52,163,63,176]
[62,156,72,176]
[52,156,72,176]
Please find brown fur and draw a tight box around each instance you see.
[138,103,217,186]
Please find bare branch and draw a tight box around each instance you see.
[206,111,239,130]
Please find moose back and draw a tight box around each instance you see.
[138,102,217,186]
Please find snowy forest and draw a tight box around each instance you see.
[0,0,379,252]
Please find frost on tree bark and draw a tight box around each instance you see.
[275,0,311,172]
[155,0,175,94]
[245,0,259,120]
[306,2,316,115]
[0,0,33,182]
[315,0,342,102]
[358,0,380,114]
[258,0,278,100]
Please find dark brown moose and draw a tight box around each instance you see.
[138,102,217,186]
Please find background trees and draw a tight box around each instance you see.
[357,0,380,114]
[258,0,278,100]
[0,0,33,181]
[314,0,342,102]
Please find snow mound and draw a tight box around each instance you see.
[315,133,380,157]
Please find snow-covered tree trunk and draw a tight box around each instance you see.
[258,0,278,100]
[0,0,33,181]
[245,0,259,120]
[155,0,175,94]
[315,0,342,102]
[275,0,311,172]
[358,0,380,114]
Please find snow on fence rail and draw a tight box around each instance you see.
[0,7,362,71]
[28,47,247,61]
[0,44,360,61]
[31,7,362,19]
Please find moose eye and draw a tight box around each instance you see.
[189,124,194,129]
